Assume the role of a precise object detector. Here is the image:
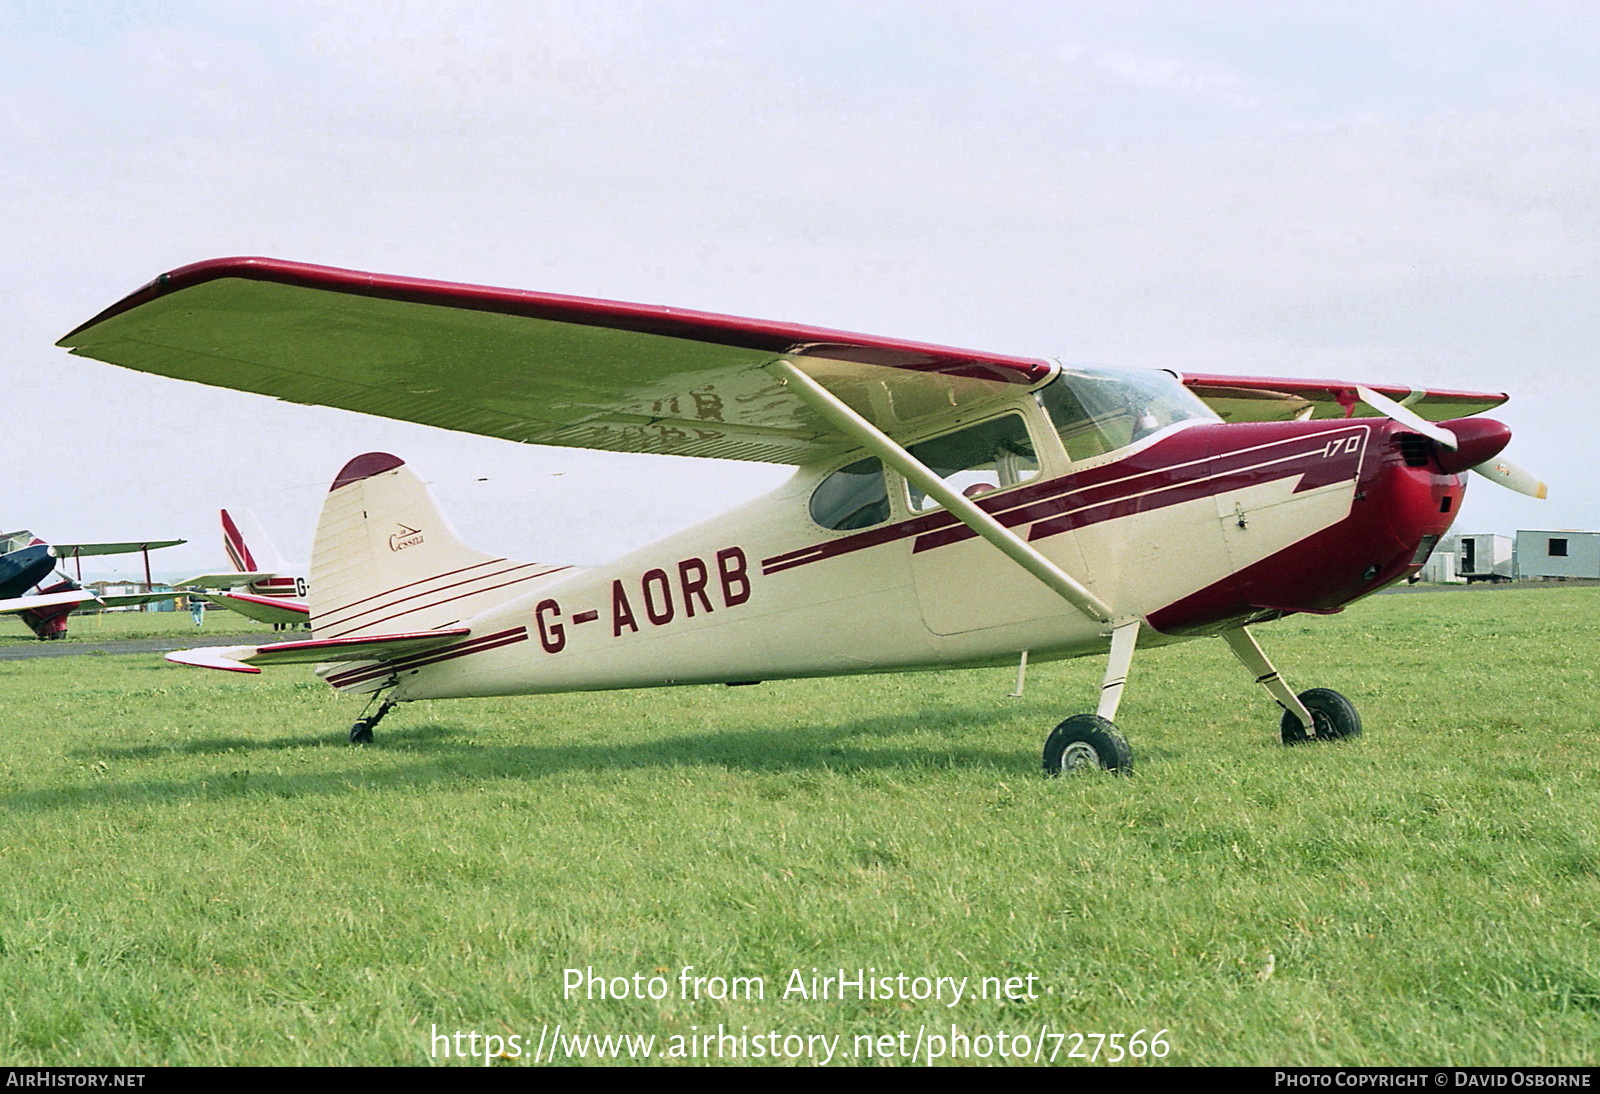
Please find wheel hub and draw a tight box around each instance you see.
[1060,742,1101,771]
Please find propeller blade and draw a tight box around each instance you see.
[1355,386,1457,449]
[1471,457,1549,500]
[1356,385,1547,498]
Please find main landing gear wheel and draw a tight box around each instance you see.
[1043,714,1133,776]
[349,699,395,744]
[1280,688,1362,746]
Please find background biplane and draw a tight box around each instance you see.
[58,257,1543,770]
[0,529,185,639]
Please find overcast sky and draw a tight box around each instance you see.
[4,1,1593,579]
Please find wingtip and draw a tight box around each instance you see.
[165,646,263,673]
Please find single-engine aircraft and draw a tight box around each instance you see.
[176,509,310,629]
[0,530,186,638]
[57,257,1546,771]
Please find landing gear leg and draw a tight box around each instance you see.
[1043,620,1138,775]
[349,696,396,744]
[1222,627,1361,745]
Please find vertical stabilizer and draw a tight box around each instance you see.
[221,508,294,576]
[309,453,557,639]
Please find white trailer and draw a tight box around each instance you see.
[1457,533,1513,583]
[1515,530,1600,580]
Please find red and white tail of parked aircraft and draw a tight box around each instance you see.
[59,257,1545,771]
[175,509,309,628]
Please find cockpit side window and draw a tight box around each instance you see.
[810,457,891,530]
[905,415,1040,512]
[1037,367,1216,462]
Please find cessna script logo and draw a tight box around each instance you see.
[389,524,425,552]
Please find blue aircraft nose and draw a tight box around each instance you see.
[0,544,59,599]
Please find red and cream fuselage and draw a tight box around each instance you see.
[59,257,1530,759]
[318,408,1465,702]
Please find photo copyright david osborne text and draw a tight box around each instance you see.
[425,966,1173,1064]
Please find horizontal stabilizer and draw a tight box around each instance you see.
[164,627,471,673]
[164,645,266,674]
[199,590,309,625]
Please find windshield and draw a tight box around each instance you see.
[1036,366,1217,462]
[0,530,38,556]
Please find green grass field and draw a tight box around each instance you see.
[1,587,1596,1066]
[0,609,277,647]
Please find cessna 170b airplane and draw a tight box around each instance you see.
[58,257,1544,772]
[176,509,310,629]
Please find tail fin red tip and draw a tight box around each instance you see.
[331,452,406,492]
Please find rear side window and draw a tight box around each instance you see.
[810,457,890,530]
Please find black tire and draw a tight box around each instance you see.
[1043,714,1133,775]
[1280,688,1361,745]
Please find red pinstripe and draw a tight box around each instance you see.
[318,562,558,634]
[324,627,529,689]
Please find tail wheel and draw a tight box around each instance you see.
[1281,688,1361,745]
[1043,714,1133,776]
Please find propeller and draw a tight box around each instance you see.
[1355,386,1548,500]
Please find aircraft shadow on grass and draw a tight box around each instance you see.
[22,703,1179,814]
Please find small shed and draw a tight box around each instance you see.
[1418,549,1461,584]
[1515,530,1600,580]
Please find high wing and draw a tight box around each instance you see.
[59,257,1055,465]
[1179,373,1506,423]
[49,539,185,558]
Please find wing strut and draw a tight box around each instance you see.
[769,360,1116,625]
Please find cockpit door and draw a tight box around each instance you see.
[908,407,1097,636]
